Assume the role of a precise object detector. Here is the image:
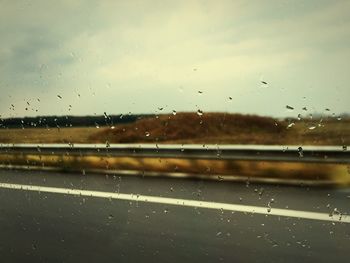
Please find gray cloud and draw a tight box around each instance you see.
[0,0,349,118]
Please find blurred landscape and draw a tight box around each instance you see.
[0,112,349,145]
[1,112,349,185]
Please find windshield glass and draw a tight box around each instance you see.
[0,1,349,262]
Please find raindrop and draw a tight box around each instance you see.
[145,132,150,137]
[229,97,233,100]
[298,147,303,158]
[158,107,163,111]
[164,208,169,214]
[172,110,177,115]
[286,105,294,110]
[258,188,264,199]
[108,214,114,220]
[198,90,203,94]
[197,109,203,116]
[325,108,330,111]
[287,123,295,129]
[308,126,316,130]
[342,145,347,151]
[57,95,62,99]
[302,107,307,111]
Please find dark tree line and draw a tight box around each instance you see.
[0,114,154,128]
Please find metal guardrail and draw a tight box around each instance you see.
[0,144,349,164]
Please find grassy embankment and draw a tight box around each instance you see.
[0,113,349,184]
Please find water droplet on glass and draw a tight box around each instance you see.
[342,145,347,151]
[286,105,294,110]
[308,126,316,130]
[197,109,203,116]
[298,147,303,157]
[108,214,114,220]
[57,95,62,99]
[145,132,150,137]
[287,123,295,129]
[172,110,177,115]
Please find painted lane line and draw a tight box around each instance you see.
[0,182,348,223]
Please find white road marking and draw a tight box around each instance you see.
[0,182,348,223]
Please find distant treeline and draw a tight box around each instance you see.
[0,114,155,128]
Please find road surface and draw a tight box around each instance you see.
[0,169,349,262]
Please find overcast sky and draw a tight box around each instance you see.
[0,0,349,118]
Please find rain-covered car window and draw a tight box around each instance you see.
[0,1,349,262]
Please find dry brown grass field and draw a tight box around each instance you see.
[0,154,348,185]
[0,113,348,184]
[0,112,348,145]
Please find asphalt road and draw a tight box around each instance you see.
[0,169,349,262]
